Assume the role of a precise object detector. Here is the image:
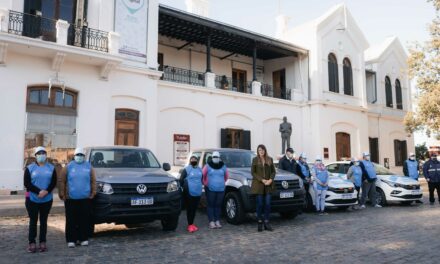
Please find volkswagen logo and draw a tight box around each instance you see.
[344,189,348,193]
[281,181,289,189]
[136,184,147,194]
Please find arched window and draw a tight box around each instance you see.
[27,86,77,110]
[343,58,353,96]
[385,76,393,108]
[395,79,403,110]
[328,53,339,93]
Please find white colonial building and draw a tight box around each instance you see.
[0,0,413,190]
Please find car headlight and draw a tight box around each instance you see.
[298,178,304,189]
[246,179,252,187]
[97,182,113,194]
[381,179,405,188]
[167,181,179,193]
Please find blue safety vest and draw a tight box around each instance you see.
[206,165,227,192]
[314,168,329,191]
[66,161,92,199]
[405,160,419,180]
[362,160,377,180]
[351,165,362,187]
[298,161,310,178]
[27,163,54,203]
[185,166,203,197]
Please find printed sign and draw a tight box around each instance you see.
[173,134,190,166]
[114,0,148,61]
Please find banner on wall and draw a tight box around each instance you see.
[173,134,190,166]
[114,0,148,61]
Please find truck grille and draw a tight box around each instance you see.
[275,180,300,190]
[111,183,168,195]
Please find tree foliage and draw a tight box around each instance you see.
[404,0,440,137]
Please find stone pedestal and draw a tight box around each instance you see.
[252,81,262,96]
[56,20,69,45]
[109,31,121,55]
[205,72,216,88]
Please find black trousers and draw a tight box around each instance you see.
[65,199,91,243]
[355,186,361,202]
[26,199,52,244]
[184,192,201,225]
[428,182,440,203]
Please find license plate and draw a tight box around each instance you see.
[280,192,294,199]
[342,194,352,199]
[131,197,154,206]
[411,190,421,195]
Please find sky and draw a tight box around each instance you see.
[159,0,438,146]
[159,0,436,48]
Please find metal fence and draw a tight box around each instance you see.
[215,75,252,94]
[162,66,206,87]
[8,10,57,42]
[261,83,291,100]
[68,25,109,52]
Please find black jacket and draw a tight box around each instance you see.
[278,156,297,174]
[423,159,440,183]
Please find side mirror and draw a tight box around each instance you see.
[163,162,171,171]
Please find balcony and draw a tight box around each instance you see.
[162,65,205,87]
[6,10,109,53]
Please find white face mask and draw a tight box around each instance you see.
[365,156,370,161]
[409,156,415,160]
[212,157,220,164]
[354,161,359,166]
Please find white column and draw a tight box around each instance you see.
[0,8,9,32]
[56,19,70,45]
[108,31,120,55]
[205,72,215,88]
[146,0,159,69]
[252,81,262,96]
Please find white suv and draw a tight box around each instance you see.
[326,161,423,206]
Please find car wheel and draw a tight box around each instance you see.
[161,214,179,231]
[223,192,245,225]
[376,188,387,206]
[304,193,314,212]
[279,211,298,219]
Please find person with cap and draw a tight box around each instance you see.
[359,152,382,209]
[251,144,276,232]
[311,155,329,215]
[404,153,419,181]
[202,151,229,229]
[347,157,362,209]
[23,146,57,253]
[58,147,96,248]
[179,155,203,233]
[278,147,297,174]
[423,153,440,205]
[296,153,311,191]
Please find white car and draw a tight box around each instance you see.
[326,161,423,206]
[305,163,358,211]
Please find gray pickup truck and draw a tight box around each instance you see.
[184,148,306,224]
[84,146,181,232]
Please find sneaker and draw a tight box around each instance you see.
[318,212,324,216]
[80,241,89,246]
[215,221,222,229]
[187,225,196,233]
[257,221,263,232]
[209,221,216,229]
[192,224,199,231]
[321,211,329,215]
[263,221,273,231]
[67,242,75,248]
[27,243,36,253]
[374,204,382,208]
[39,242,47,252]
[359,205,366,209]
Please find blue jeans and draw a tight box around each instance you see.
[256,194,271,221]
[205,188,224,222]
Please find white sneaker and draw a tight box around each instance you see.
[209,221,216,229]
[67,242,75,248]
[360,205,366,209]
[374,204,382,208]
[215,221,222,228]
[80,241,89,246]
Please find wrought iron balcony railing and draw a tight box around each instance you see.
[8,10,57,42]
[68,25,109,52]
[162,66,205,87]
[261,83,291,100]
[215,75,252,94]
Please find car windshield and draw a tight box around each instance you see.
[374,163,396,175]
[90,149,161,168]
[219,151,256,168]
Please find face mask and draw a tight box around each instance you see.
[286,153,293,159]
[36,154,47,163]
[190,161,198,166]
[212,157,220,164]
[432,156,437,161]
[365,156,370,161]
[354,162,359,166]
[74,156,84,164]
[409,156,415,160]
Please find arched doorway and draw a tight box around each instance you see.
[336,132,351,161]
[115,109,139,146]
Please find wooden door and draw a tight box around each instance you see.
[369,137,379,163]
[115,109,139,146]
[273,69,286,99]
[232,69,247,92]
[336,132,351,161]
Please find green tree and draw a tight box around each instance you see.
[415,143,428,160]
[404,0,440,137]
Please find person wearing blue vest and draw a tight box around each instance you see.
[59,147,96,248]
[347,157,363,209]
[359,152,382,209]
[23,146,57,253]
[202,151,229,229]
[403,153,423,204]
[296,153,311,191]
[179,155,203,233]
[312,156,329,215]
[423,153,440,205]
